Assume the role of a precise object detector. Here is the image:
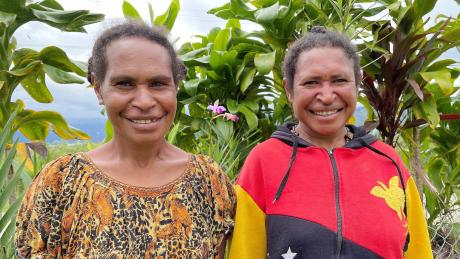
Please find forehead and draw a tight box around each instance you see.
[106,37,172,78]
[296,47,354,75]
[104,37,172,72]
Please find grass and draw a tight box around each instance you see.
[46,141,100,162]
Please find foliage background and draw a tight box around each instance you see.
[1,0,459,257]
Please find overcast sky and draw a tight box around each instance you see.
[12,0,460,121]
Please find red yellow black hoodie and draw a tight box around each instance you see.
[228,123,432,259]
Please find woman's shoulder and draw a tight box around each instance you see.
[367,140,412,179]
[34,154,74,182]
[190,154,224,176]
[188,154,234,185]
[369,141,402,159]
[32,153,93,189]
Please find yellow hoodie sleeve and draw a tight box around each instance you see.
[404,177,433,259]
[228,185,267,259]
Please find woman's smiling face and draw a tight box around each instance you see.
[287,47,357,139]
[95,37,177,145]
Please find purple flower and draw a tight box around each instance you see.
[223,113,239,122]
[207,104,226,115]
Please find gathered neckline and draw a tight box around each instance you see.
[77,152,194,196]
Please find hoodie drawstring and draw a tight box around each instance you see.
[273,133,299,203]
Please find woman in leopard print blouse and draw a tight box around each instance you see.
[15,21,236,258]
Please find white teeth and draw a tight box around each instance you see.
[314,110,339,116]
[131,119,157,124]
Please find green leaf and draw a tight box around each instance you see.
[426,59,457,72]
[413,95,440,127]
[0,10,16,28]
[183,78,200,96]
[37,46,85,75]
[0,140,18,191]
[0,0,25,13]
[254,51,275,75]
[122,0,142,20]
[12,48,38,65]
[18,121,49,140]
[238,104,258,130]
[43,64,84,84]
[226,18,240,29]
[215,119,233,142]
[16,110,90,140]
[0,160,24,215]
[207,27,221,42]
[242,99,258,112]
[179,94,207,105]
[167,122,183,144]
[179,47,208,62]
[39,0,64,10]
[210,50,238,70]
[420,70,454,95]
[29,6,101,32]
[240,67,256,93]
[230,0,254,18]
[0,198,23,244]
[443,26,460,41]
[148,2,154,25]
[227,98,238,113]
[250,0,278,8]
[254,2,280,23]
[413,0,436,19]
[154,0,180,31]
[7,60,41,77]
[104,119,113,143]
[213,28,232,51]
[21,70,53,103]
[208,3,234,20]
[427,159,444,189]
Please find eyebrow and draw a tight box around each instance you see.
[109,74,174,83]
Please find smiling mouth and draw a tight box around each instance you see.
[126,116,164,124]
[311,108,343,117]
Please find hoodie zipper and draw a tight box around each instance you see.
[328,149,343,259]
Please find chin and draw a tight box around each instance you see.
[311,125,345,137]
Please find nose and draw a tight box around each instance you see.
[316,82,336,104]
[131,85,156,111]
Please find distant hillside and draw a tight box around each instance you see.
[15,107,368,143]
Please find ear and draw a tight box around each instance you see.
[283,79,293,102]
[92,73,104,105]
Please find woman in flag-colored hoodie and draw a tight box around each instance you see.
[228,26,432,259]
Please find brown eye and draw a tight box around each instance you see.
[333,78,348,85]
[303,81,319,87]
[150,81,165,88]
[115,80,133,88]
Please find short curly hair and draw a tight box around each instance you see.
[87,21,186,86]
[283,26,361,91]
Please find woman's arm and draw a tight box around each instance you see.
[15,156,71,258]
[404,177,433,259]
[228,185,267,259]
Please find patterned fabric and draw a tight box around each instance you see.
[15,153,236,258]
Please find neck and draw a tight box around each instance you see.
[106,135,171,166]
[296,125,347,151]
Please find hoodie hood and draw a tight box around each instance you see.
[271,122,376,149]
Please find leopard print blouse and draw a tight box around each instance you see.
[15,153,236,258]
